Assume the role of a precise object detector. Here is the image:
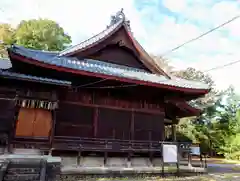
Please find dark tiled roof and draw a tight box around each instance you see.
[59,20,123,56]
[9,45,209,90]
[0,70,71,86]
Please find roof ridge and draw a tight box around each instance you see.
[13,44,60,54]
[58,9,171,78]
[123,24,172,79]
[59,10,126,56]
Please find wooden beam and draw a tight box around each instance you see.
[62,101,164,115]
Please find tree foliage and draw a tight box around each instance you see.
[177,83,240,159]
[174,67,222,109]
[151,55,240,159]
[15,19,71,51]
[0,19,72,58]
[0,24,15,58]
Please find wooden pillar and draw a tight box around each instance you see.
[130,110,134,140]
[49,109,56,155]
[104,140,108,167]
[171,124,177,142]
[77,151,81,166]
[93,107,98,137]
[8,105,19,153]
[128,110,134,167]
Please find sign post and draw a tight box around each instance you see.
[162,144,179,176]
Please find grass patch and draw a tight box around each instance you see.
[92,176,216,181]
[60,174,240,181]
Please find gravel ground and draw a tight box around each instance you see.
[59,174,240,181]
[59,162,240,181]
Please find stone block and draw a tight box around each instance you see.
[106,157,127,167]
[80,156,104,167]
[152,158,162,167]
[61,156,78,167]
[131,158,152,167]
[13,148,42,155]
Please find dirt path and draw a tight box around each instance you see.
[207,163,240,173]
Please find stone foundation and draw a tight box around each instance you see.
[131,158,152,167]
[80,156,104,167]
[62,156,78,167]
[13,148,42,155]
[152,158,162,167]
[106,157,128,167]
[61,156,207,175]
[0,149,206,177]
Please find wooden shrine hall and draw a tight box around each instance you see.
[0,10,210,170]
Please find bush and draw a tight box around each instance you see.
[223,134,240,160]
[225,151,240,160]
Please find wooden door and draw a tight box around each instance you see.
[33,109,52,137]
[15,108,52,138]
[15,108,35,137]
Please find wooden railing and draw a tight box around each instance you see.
[52,136,192,153]
[12,136,50,151]
[10,136,192,155]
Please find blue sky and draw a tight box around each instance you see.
[0,0,240,92]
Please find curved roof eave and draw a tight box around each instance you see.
[8,46,210,95]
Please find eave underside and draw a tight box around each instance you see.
[0,71,202,119]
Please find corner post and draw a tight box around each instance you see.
[93,107,99,137]
[171,124,177,142]
[49,109,56,155]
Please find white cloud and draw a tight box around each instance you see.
[139,0,240,92]
[0,0,142,44]
[0,0,240,93]
[162,0,188,13]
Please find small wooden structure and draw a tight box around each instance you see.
[0,9,209,173]
[0,154,61,181]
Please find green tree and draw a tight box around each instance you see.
[173,67,224,155]
[152,59,240,159]
[174,67,222,109]
[0,24,15,58]
[212,87,240,158]
[14,19,72,51]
